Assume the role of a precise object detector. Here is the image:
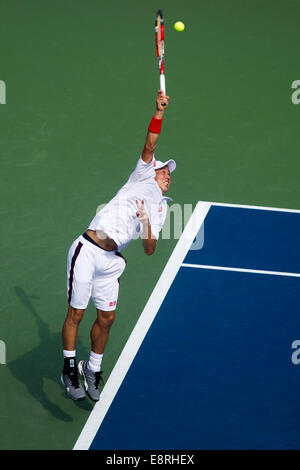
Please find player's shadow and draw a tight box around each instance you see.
[8,287,93,422]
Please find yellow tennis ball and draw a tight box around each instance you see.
[174,21,185,32]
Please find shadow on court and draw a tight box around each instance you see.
[8,287,93,422]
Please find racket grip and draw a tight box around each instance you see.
[160,74,166,95]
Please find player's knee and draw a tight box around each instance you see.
[98,310,115,328]
[104,311,115,328]
[68,306,85,325]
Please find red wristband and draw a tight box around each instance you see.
[148,116,163,134]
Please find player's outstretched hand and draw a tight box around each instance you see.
[136,200,149,225]
[156,89,169,111]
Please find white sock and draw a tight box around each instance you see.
[63,349,76,358]
[87,351,103,372]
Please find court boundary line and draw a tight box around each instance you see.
[205,201,300,213]
[73,201,211,450]
[181,263,300,278]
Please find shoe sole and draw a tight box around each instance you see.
[78,361,100,403]
[60,374,86,401]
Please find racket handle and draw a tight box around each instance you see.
[160,74,166,95]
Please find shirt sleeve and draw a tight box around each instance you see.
[128,155,156,183]
[150,223,160,240]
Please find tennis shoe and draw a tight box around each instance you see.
[61,368,86,401]
[78,360,104,402]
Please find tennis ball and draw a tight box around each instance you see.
[174,21,185,32]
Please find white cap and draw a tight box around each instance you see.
[154,159,176,173]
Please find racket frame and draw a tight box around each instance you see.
[155,10,166,94]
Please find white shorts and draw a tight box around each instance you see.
[67,233,126,311]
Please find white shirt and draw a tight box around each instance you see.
[88,156,172,251]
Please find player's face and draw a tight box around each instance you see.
[155,166,171,194]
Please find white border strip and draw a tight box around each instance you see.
[181,263,300,278]
[73,201,211,450]
[205,201,300,213]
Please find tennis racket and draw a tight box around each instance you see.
[155,9,166,104]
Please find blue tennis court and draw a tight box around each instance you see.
[74,202,300,450]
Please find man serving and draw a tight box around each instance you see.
[61,90,176,402]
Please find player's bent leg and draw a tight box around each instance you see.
[90,309,116,354]
[78,309,114,402]
[63,235,95,401]
[62,304,85,351]
[61,305,86,401]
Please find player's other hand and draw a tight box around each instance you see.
[136,200,149,225]
[156,90,169,111]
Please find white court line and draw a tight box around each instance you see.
[181,263,300,278]
[73,201,211,450]
[205,201,300,213]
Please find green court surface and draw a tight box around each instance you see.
[0,0,299,450]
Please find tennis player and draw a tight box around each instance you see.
[61,90,176,401]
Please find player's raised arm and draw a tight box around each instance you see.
[141,90,169,164]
